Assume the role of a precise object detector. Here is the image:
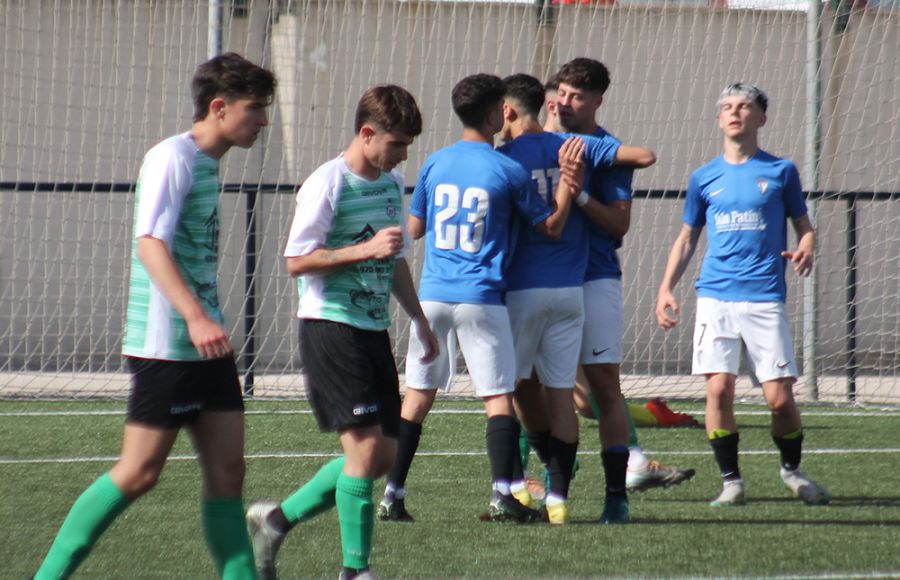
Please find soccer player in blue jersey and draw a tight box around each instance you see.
[378,73,585,523]
[245,85,438,580]
[497,73,659,524]
[549,58,695,522]
[34,53,275,579]
[655,83,829,507]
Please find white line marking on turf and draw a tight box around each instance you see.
[3,408,899,417]
[3,447,900,465]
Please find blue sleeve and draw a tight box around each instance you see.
[583,133,620,170]
[410,162,429,219]
[512,168,552,227]
[592,166,633,204]
[782,163,807,219]
[683,171,706,228]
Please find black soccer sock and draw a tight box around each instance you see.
[710,432,742,481]
[511,420,525,481]
[548,437,579,499]
[386,418,423,490]
[525,430,553,468]
[773,430,804,471]
[486,415,519,487]
[601,446,629,500]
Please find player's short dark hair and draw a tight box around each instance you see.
[451,74,506,128]
[544,75,559,93]
[502,74,546,118]
[354,85,423,137]
[192,52,276,122]
[555,58,611,95]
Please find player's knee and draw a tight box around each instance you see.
[113,462,164,498]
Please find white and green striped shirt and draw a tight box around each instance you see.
[284,156,406,331]
[123,132,223,360]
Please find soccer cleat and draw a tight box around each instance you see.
[377,494,415,522]
[645,397,700,427]
[710,480,746,507]
[247,500,288,580]
[512,485,534,508]
[600,496,630,524]
[544,500,570,525]
[626,460,697,492]
[487,492,542,523]
[781,468,830,506]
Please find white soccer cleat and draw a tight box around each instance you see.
[247,500,288,580]
[710,479,746,507]
[781,468,830,506]
[626,460,696,492]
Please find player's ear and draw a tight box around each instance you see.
[502,102,516,122]
[759,113,767,128]
[209,97,227,120]
[359,124,377,143]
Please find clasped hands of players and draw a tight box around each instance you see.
[558,136,587,193]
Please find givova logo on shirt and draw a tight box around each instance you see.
[714,209,767,232]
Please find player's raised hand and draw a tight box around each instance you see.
[655,290,680,331]
[781,249,814,277]
[367,226,404,259]
[187,316,234,359]
[558,136,586,192]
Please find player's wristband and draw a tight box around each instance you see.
[575,191,590,207]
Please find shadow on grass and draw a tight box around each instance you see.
[642,495,900,508]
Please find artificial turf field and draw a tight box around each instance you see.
[2,399,899,579]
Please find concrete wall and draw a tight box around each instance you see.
[0,1,897,397]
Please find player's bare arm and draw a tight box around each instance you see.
[136,236,233,359]
[613,144,657,168]
[392,257,439,363]
[579,198,632,239]
[407,214,426,240]
[781,214,815,277]
[537,136,586,239]
[286,226,404,276]
[655,223,702,331]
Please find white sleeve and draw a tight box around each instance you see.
[284,167,339,258]
[134,146,192,245]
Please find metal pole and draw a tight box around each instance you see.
[208,0,223,59]
[802,0,822,400]
[846,199,858,401]
[244,187,258,395]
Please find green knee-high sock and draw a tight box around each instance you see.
[202,498,257,579]
[35,472,130,580]
[281,456,345,525]
[518,429,531,473]
[589,393,640,448]
[335,473,375,570]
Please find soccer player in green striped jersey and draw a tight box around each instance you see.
[246,85,438,580]
[34,53,276,579]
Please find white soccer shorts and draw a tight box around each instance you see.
[692,297,798,383]
[580,278,624,365]
[405,301,516,397]
[507,286,584,388]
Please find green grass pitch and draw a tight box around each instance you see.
[2,400,899,578]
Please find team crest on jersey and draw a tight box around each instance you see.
[757,179,769,195]
[385,198,397,219]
